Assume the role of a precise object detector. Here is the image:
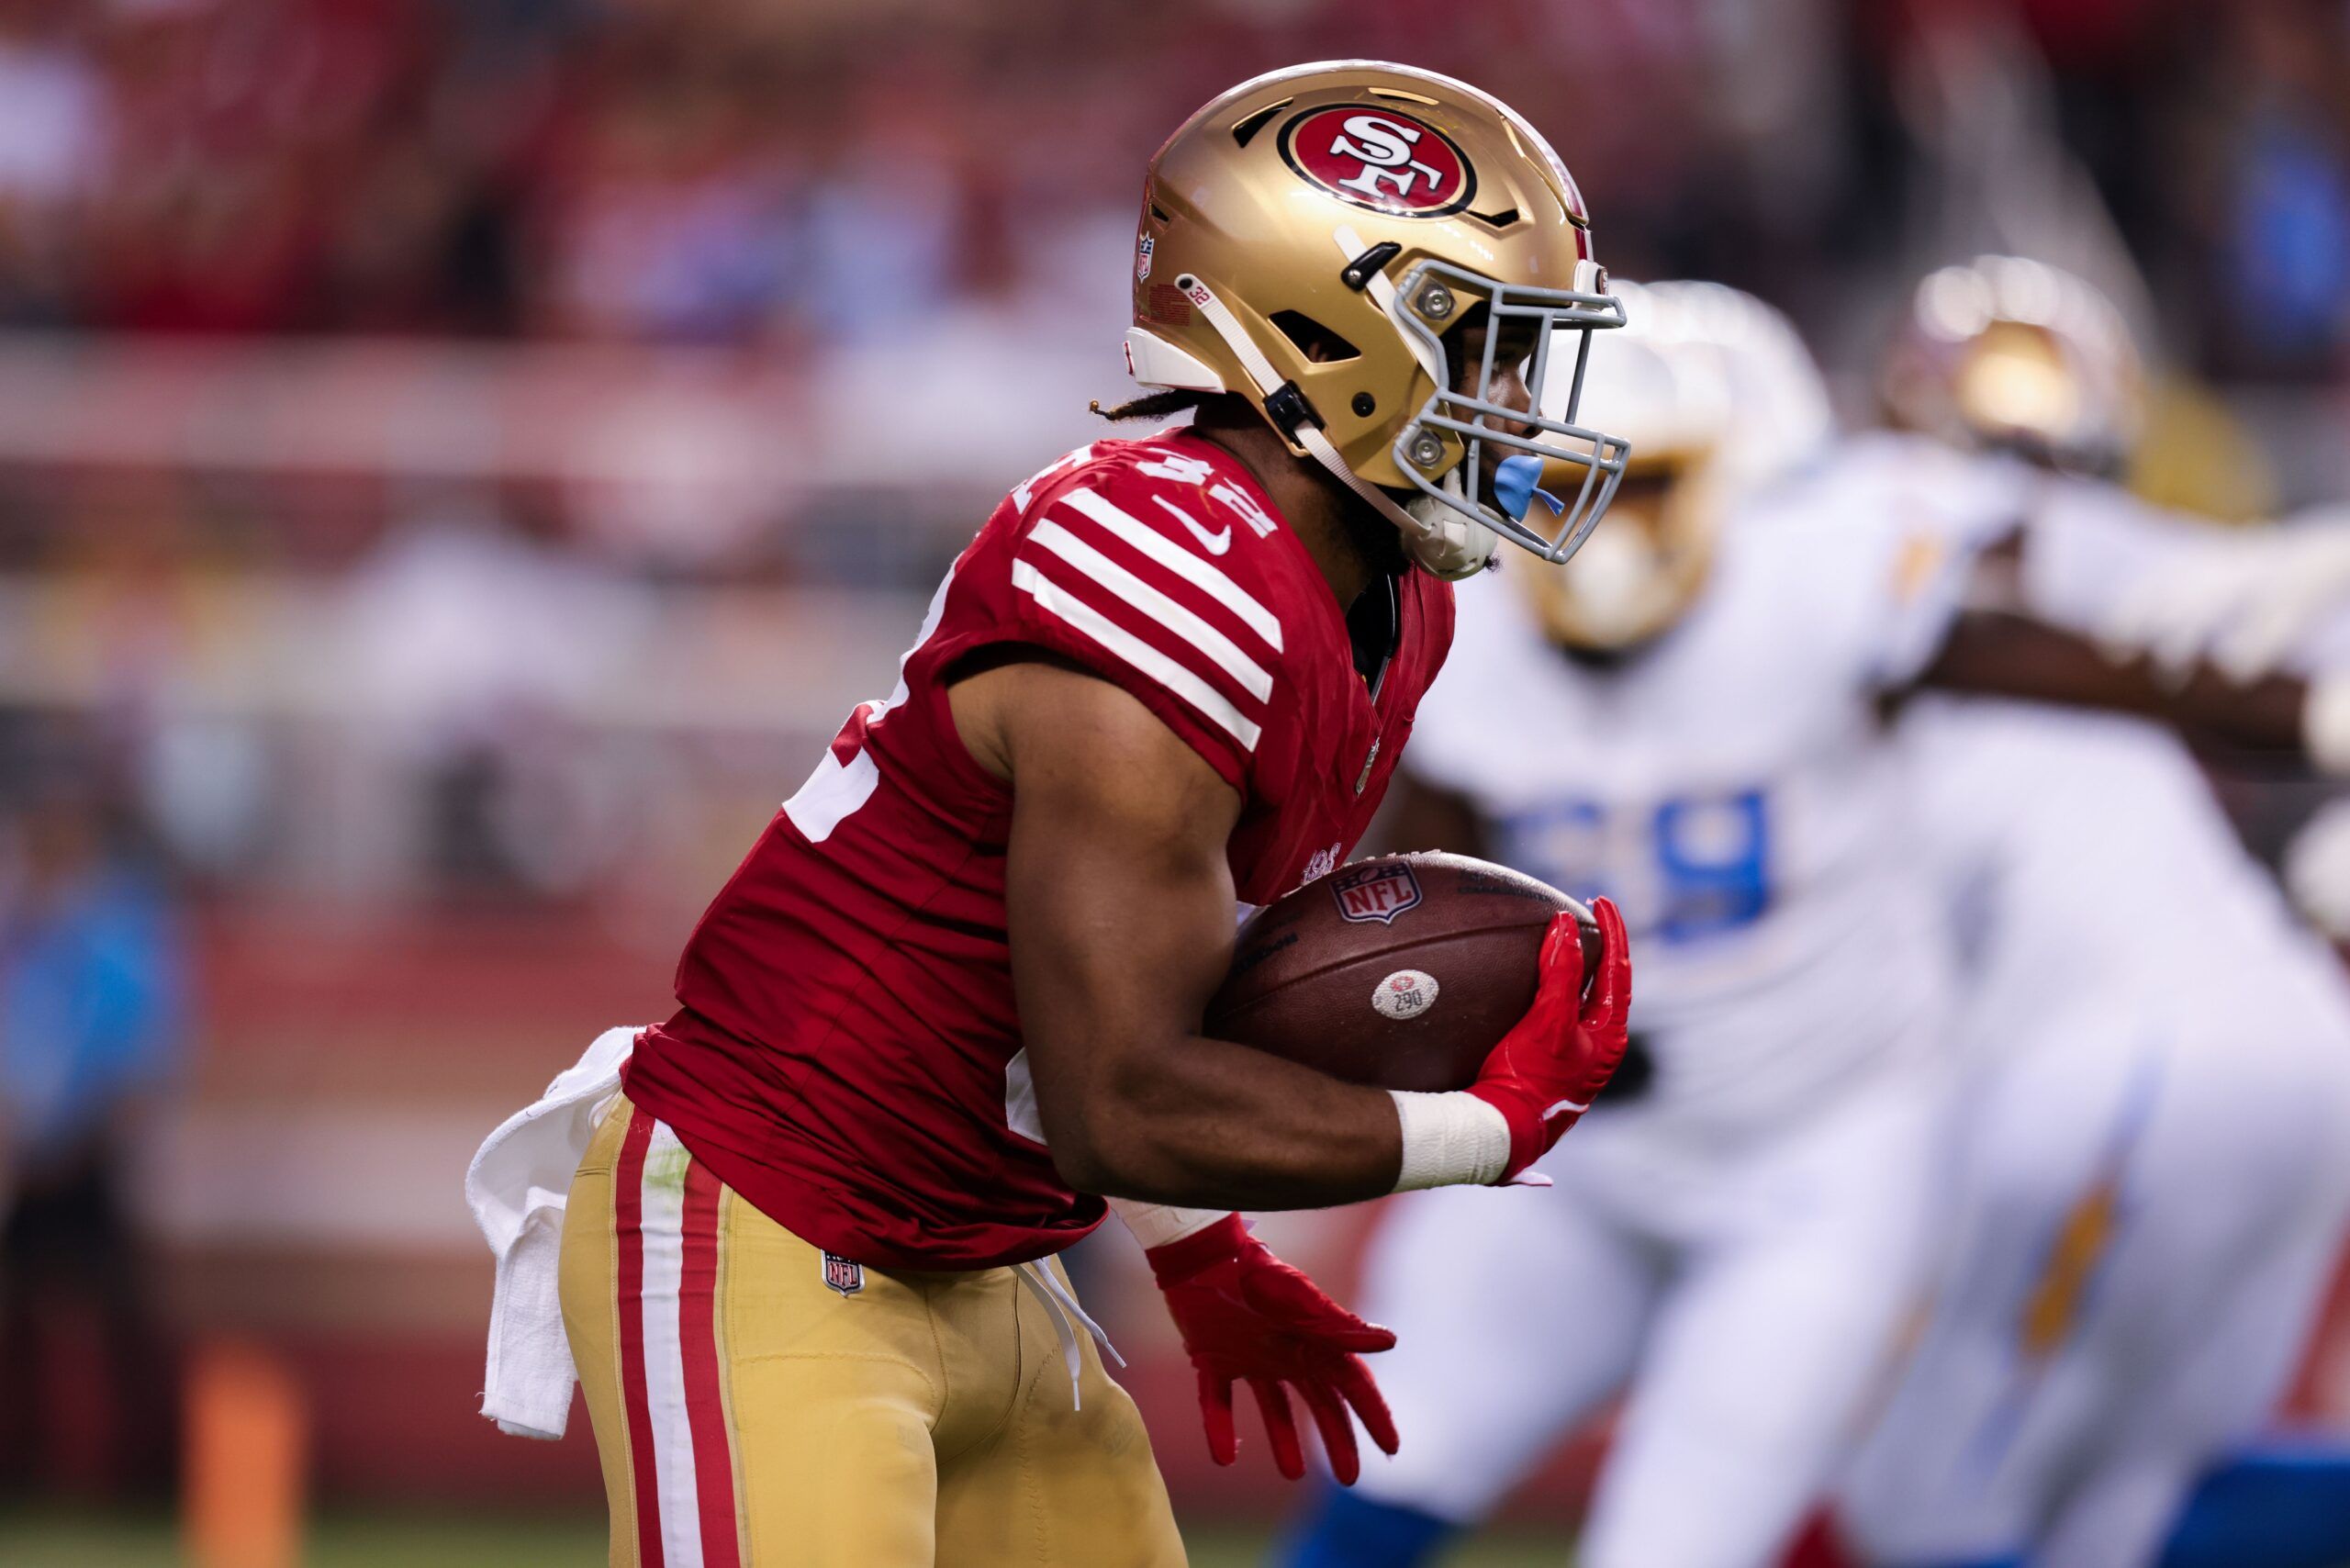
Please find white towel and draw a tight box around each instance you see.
[464,1024,643,1440]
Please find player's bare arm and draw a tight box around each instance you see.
[958,656,1412,1207]
[1874,258,2350,768]
[965,653,1628,1484]
[1918,609,2311,758]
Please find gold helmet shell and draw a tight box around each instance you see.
[1883,255,2144,474]
[1125,62,1629,578]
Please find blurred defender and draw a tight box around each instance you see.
[1288,285,1986,1568]
[480,62,1640,1568]
[1839,702,2350,1568]
[1829,260,2350,1568]
[1284,274,2350,1568]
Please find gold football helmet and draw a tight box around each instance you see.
[1882,255,2144,475]
[1522,280,1834,652]
[1125,61,1629,580]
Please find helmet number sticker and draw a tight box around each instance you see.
[1279,106,1474,218]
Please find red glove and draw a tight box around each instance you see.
[1143,1213,1400,1484]
[1467,897,1632,1181]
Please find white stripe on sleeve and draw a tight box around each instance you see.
[1011,558,1262,751]
[638,1121,706,1568]
[1059,487,1284,650]
[1027,519,1273,701]
[783,745,879,843]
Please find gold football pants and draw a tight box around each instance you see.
[558,1094,1188,1566]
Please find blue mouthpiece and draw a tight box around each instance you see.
[1493,454,1566,521]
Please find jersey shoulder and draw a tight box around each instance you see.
[1004,432,1307,602]
[967,432,1324,791]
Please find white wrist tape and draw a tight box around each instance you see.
[1108,1197,1227,1251]
[1390,1091,1512,1192]
[2305,676,2350,778]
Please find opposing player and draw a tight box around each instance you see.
[1833,702,2350,1568]
[473,63,1639,1568]
[1824,264,2350,1568]
[1283,271,2350,1568]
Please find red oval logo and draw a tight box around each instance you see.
[1280,106,1475,218]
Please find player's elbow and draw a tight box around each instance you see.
[1042,1105,1142,1195]
[1046,1130,1119,1195]
[1029,1067,1119,1193]
[1041,1094,1152,1193]
[1037,1058,1176,1197]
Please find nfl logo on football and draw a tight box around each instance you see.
[1330,863,1424,924]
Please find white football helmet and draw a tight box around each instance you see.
[1518,280,1833,651]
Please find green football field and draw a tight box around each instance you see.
[0,1510,1576,1566]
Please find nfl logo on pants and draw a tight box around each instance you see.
[822,1252,864,1297]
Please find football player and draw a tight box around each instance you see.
[515,62,1640,1568]
[1822,263,2350,1568]
[1281,270,2350,1568]
[1834,700,2350,1568]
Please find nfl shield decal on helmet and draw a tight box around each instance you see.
[1136,231,1156,282]
[1279,106,1474,217]
[822,1251,865,1297]
[1331,862,1425,924]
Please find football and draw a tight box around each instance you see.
[1203,851,1603,1093]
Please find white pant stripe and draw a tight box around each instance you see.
[639,1120,705,1568]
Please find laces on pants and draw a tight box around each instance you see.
[1013,1260,1123,1411]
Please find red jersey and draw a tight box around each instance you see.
[621,431,1454,1269]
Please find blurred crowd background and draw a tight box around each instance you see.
[0,0,2345,373]
[0,0,2346,1560]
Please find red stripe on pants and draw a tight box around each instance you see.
[613,1109,666,1568]
[680,1159,741,1568]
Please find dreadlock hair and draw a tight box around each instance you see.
[1089,388,1211,422]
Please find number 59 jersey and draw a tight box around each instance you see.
[621,431,1452,1271]
[1406,438,2005,1133]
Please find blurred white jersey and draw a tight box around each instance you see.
[1355,435,2018,1568]
[2016,470,2350,673]
[1406,433,2017,1133]
[1841,701,2350,1568]
[2023,475,2212,615]
[1908,699,2347,1051]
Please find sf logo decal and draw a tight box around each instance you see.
[1327,117,1446,201]
[1281,106,1475,218]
